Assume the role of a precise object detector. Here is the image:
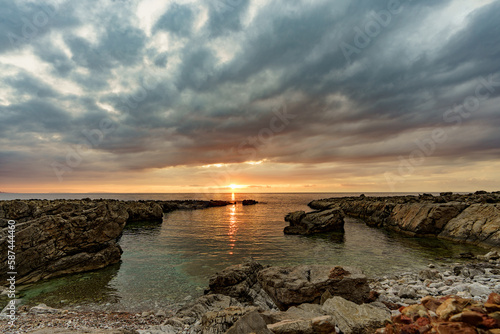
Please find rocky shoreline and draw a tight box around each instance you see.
[285,191,500,248]
[0,199,237,285]
[2,192,500,333]
[3,255,500,333]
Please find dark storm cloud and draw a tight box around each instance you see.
[1,0,500,184]
[153,3,195,37]
[206,0,250,37]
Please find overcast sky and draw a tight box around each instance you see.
[1,0,499,193]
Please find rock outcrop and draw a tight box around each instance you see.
[0,200,128,285]
[258,265,370,310]
[283,208,344,235]
[207,260,278,311]
[0,198,236,285]
[307,191,500,247]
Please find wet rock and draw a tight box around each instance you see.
[322,296,390,334]
[283,208,344,235]
[258,265,369,310]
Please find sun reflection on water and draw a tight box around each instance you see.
[228,201,237,255]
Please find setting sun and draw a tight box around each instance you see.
[229,184,244,190]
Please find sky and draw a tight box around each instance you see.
[0,0,499,194]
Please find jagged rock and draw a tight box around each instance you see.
[0,199,229,284]
[207,260,278,310]
[386,202,467,235]
[0,201,128,284]
[322,296,390,334]
[258,265,369,310]
[124,201,163,223]
[283,208,344,235]
[305,192,500,247]
[225,310,273,334]
[439,204,500,246]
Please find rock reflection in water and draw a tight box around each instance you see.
[12,263,121,310]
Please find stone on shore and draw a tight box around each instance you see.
[258,265,369,310]
[322,296,390,334]
[283,208,344,235]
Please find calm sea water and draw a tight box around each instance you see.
[0,193,485,311]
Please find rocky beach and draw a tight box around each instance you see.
[1,192,500,333]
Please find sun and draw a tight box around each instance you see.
[229,184,244,190]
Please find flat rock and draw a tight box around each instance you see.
[322,296,390,334]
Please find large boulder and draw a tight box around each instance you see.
[258,265,369,310]
[322,296,390,334]
[0,200,128,284]
[439,204,500,247]
[207,260,278,311]
[284,208,344,235]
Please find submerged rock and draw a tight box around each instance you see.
[283,208,344,235]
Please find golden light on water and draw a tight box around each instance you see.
[228,204,237,255]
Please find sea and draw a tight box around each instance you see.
[0,192,485,311]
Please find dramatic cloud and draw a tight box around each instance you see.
[1,0,499,193]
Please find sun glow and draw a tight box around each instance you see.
[229,184,244,190]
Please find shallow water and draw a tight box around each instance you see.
[1,193,486,311]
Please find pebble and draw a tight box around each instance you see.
[370,261,500,306]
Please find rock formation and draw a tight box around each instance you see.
[283,208,344,235]
[0,198,236,285]
[0,200,128,285]
[307,191,500,247]
[206,260,370,311]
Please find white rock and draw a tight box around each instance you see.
[469,283,491,297]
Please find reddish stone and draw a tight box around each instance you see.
[399,324,420,334]
[421,296,443,312]
[488,293,500,305]
[485,303,500,313]
[416,317,431,327]
[328,266,350,279]
[482,316,500,329]
[367,290,380,302]
[459,311,484,327]
[401,315,413,324]
[435,322,477,334]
